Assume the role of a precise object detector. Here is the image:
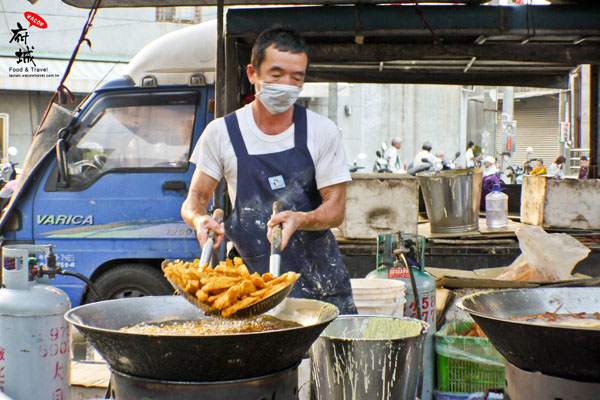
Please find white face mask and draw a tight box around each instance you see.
[256,82,302,114]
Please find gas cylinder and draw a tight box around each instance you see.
[367,233,436,400]
[0,245,71,400]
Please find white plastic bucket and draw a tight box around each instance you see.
[356,298,406,317]
[351,279,405,296]
[352,279,406,317]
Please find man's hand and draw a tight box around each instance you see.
[266,183,347,250]
[267,211,303,251]
[181,170,221,249]
[193,214,225,249]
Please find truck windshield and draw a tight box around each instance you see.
[65,91,197,187]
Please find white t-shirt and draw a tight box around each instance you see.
[190,103,351,205]
[383,146,406,173]
[465,148,475,168]
[413,150,442,172]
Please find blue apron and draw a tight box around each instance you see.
[223,105,357,315]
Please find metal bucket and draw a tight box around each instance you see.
[417,169,482,233]
[310,316,428,400]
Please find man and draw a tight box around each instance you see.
[435,151,453,170]
[412,141,442,173]
[579,156,589,180]
[181,28,357,314]
[530,159,547,176]
[547,155,566,179]
[384,137,406,173]
[465,141,475,168]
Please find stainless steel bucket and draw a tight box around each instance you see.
[310,316,428,400]
[417,169,482,233]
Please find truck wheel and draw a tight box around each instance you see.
[85,263,173,303]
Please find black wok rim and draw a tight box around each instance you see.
[64,296,340,338]
[457,288,600,332]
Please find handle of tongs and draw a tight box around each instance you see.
[271,201,283,255]
[199,208,224,267]
[269,201,283,276]
[207,208,224,239]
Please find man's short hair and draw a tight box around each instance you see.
[251,27,308,70]
[391,137,402,146]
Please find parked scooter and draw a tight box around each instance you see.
[503,164,524,184]
[0,161,17,190]
[349,161,365,173]
[373,143,392,173]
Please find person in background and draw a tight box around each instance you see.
[412,141,442,172]
[579,156,590,180]
[547,155,566,179]
[481,155,502,209]
[435,151,453,170]
[530,159,547,176]
[465,141,475,168]
[384,137,406,173]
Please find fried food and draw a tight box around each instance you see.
[462,323,487,338]
[163,258,300,318]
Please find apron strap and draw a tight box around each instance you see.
[224,111,249,158]
[293,105,308,150]
[225,105,308,157]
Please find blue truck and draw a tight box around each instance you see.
[0,21,220,306]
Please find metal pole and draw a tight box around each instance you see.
[215,0,225,118]
[328,82,338,124]
[590,65,599,178]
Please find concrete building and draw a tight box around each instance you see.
[305,83,462,171]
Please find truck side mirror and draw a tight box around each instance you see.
[56,138,70,186]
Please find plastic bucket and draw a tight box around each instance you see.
[351,279,406,299]
[355,298,406,317]
[416,169,482,234]
[310,316,428,400]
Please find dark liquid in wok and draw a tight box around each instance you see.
[120,315,301,335]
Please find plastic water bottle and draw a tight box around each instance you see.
[486,183,508,228]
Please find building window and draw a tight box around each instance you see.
[156,7,202,23]
[0,114,8,163]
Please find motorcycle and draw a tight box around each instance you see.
[373,143,392,173]
[0,161,17,190]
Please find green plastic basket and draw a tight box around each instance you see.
[435,321,505,393]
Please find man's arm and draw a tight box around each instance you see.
[267,182,346,249]
[181,169,224,248]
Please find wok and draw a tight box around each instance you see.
[457,287,600,382]
[65,296,338,381]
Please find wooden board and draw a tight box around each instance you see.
[426,267,592,289]
[71,361,110,388]
[418,218,523,239]
[520,175,547,226]
[340,174,419,238]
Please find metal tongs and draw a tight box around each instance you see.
[163,202,297,318]
[198,209,224,267]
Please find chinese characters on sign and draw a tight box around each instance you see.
[10,22,36,66]
[8,11,57,78]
